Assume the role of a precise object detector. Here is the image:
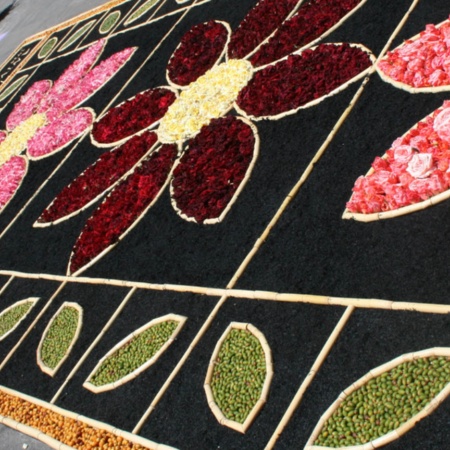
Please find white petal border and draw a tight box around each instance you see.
[304,347,450,450]
[36,302,83,377]
[204,321,274,434]
[83,313,186,393]
[0,297,39,341]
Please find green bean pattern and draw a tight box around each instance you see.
[211,328,267,424]
[315,356,450,448]
[90,320,178,387]
[40,306,80,370]
[0,300,35,339]
[125,0,160,26]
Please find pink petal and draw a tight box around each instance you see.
[167,21,230,87]
[6,80,52,131]
[237,44,373,119]
[68,143,178,275]
[171,116,258,224]
[227,0,299,60]
[36,131,158,225]
[0,131,6,143]
[0,156,28,211]
[91,88,176,146]
[27,108,94,159]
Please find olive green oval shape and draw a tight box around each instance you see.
[313,353,450,448]
[39,305,81,371]
[88,318,182,388]
[99,11,121,34]
[0,299,37,340]
[58,21,95,53]
[38,37,58,59]
[125,0,160,26]
[0,75,28,102]
[210,328,267,424]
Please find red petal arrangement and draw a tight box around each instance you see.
[171,116,256,223]
[250,0,363,67]
[378,19,450,88]
[69,143,177,275]
[347,102,450,214]
[92,88,176,145]
[237,43,372,118]
[167,21,229,87]
[227,0,299,60]
[37,131,158,224]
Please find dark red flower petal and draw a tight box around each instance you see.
[167,21,229,87]
[250,0,364,67]
[171,116,257,224]
[228,0,299,60]
[36,131,158,225]
[68,143,177,275]
[92,88,176,145]
[237,43,372,118]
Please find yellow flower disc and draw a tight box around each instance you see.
[158,59,253,143]
[0,113,46,165]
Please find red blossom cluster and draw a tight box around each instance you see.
[249,0,362,67]
[167,21,228,86]
[347,102,450,214]
[171,116,255,223]
[92,88,176,144]
[378,19,450,88]
[238,43,371,117]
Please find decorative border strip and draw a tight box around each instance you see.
[36,302,83,377]
[0,384,177,450]
[84,313,186,393]
[204,322,273,433]
[0,297,39,341]
[304,347,450,450]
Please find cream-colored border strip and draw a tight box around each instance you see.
[204,322,273,434]
[0,384,177,450]
[304,347,450,450]
[0,297,39,341]
[36,302,83,377]
[0,270,449,314]
[50,287,136,403]
[84,313,186,393]
[0,282,66,371]
[265,306,355,450]
[0,275,14,296]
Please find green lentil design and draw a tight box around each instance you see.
[211,328,267,424]
[0,301,34,338]
[90,320,178,386]
[315,356,450,448]
[40,306,80,370]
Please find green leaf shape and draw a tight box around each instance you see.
[58,21,95,53]
[314,354,450,448]
[99,11,121,34]
[89,319,179,387]
[0,299,36,340]
[38,37,58,59]
[211,328,267,424]
[0,75,28,102]
[40,305,81,370]
[124,0,160,26]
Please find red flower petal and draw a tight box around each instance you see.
[27,108,94,159]
[6,80,52,131]
[68,143,177,275]
[91,88,176,146]
[237,43,373,119]
[0,156,28,211]
[36,131,158,225]
[250,0,365,67]
[171,116,258,224]
[167,21,229,87]
[227,0,299,60]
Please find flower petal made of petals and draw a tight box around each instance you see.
[0,155,28,211]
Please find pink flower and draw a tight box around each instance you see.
[433,107,450,143]
[406,153,434,178]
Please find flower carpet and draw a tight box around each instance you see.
[0,0,447,449]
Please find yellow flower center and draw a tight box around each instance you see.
[158,59,253,143]
[0,114,46,165]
